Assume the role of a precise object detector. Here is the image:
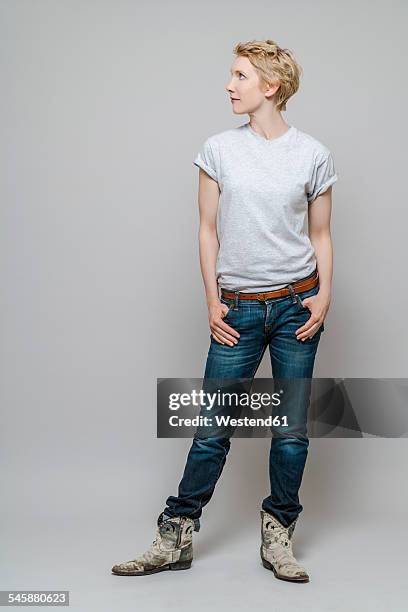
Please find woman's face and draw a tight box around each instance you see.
[226,56,278,114]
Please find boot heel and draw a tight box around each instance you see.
[170,560,192,570]
[261,557,273,570]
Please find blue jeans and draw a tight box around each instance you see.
[162,279,324,531]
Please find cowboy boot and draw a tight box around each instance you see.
[111,513,195,576]
[260,510,309,582]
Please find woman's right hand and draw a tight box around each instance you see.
[208,300,241,346]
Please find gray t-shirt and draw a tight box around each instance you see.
[193,122,338,292]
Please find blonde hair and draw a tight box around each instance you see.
[233,39,302,112]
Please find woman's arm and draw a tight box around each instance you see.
[197,169,240,346]
[295,186,333,341]
[308,186,333,301]
[197,169,222,306]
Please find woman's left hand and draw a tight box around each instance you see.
[295,290,331,341]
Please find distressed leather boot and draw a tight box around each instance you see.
[260,510,309,582]
[111,513,195,576]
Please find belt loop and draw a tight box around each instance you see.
[287,283,297,304]
[233,290,240,311]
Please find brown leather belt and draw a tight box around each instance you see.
[220,268,319,302]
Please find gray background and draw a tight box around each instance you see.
[1,0,407,610]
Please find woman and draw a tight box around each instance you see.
[111,39,338,582]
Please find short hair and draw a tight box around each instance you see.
[233,39,302,112]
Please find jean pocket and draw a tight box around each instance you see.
[295,284,320,310]
[296,285,325,332]
[220,297,234,320]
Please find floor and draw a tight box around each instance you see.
[2,511,407,612]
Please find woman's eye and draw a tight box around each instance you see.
[239,73,245,79]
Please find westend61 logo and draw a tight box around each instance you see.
[156,379,308,438]
[167,388,285,429]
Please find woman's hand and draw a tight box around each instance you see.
[208,300,241,346]
[295,290,331,341]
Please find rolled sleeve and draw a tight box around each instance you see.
[307,151,338,203]
[193,138,219,181]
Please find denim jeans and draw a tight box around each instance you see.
[162,278,324,531]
